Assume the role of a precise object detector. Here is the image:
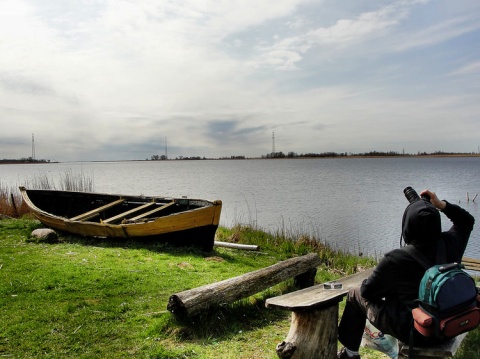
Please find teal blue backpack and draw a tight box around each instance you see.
[419,263,477,314]
[404,245,480,340]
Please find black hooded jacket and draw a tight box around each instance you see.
[359,200,474,341]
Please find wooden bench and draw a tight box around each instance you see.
[169,253,321,318]
[266,256,479,359]
[398,256,480,358]
[399,333,467,359]
[265,268,374,359]
[462,256,480,273]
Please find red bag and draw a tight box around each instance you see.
[412,307,433,337]
[413,306,480,338]
[440,307,480,338]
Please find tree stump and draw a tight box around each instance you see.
[266,268,374,359]
[276,304,339,359]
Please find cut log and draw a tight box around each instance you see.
[276,305,339,359]
[214,241,259,251]
[167,253,321,318]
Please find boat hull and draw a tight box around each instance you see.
[20,187,222,251]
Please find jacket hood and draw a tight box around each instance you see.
[402,200,441,246]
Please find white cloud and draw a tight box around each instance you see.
[450,61,480,76]
[251,1,410,70]
[392,14,480,52]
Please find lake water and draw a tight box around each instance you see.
[1,157,479,258]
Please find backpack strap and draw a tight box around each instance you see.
[435,238,447,264]
[403,238,448,268]
[402,245,433,269]
[402,245,434,359]
[402,241,450,358]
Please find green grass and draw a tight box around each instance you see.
[1,218,478,358]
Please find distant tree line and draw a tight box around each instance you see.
[263,151,394,158]
[148,155,168,160]
[417,151,479,156]
[146,150,480,161]
[0,157,51,164]
[148,155,247,160]
[351,151,403,157]
[262,150,407,158]
[262,150,480,158]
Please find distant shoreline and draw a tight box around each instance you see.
[1,153,479,164]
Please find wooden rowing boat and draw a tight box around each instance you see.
[19,187,222,250]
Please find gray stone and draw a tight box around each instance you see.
[31,228,58,241]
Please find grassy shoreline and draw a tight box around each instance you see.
[0,217,371,359]
[1,217,479,358]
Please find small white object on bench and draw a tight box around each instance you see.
[266,268,374,359]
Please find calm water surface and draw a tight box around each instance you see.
[2,157,479,258]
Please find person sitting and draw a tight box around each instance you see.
[337,189,475,359]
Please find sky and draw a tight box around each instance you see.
[1,0,479,162]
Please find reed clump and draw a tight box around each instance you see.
[0,184,28,218]
[22,169,95,192]
[0,170,94,217]
[218,223,372,275]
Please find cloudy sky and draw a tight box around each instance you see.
[1,0,479,161]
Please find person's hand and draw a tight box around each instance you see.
[420,189,446,210]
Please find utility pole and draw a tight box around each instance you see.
[272,132,275,157]
[32,133,35,160]
[165,137,168,159]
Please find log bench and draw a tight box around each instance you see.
[265,268,374,359]
[168,253,321,318]
[398,256,480,359]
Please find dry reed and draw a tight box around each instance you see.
[0,170,94,217]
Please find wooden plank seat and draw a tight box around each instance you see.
[70,199,124,221]
[101,201,157,224]
[127,201,175,222]
[399,333,467,359]
[462,256,480,272]
[265,268,374,359]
